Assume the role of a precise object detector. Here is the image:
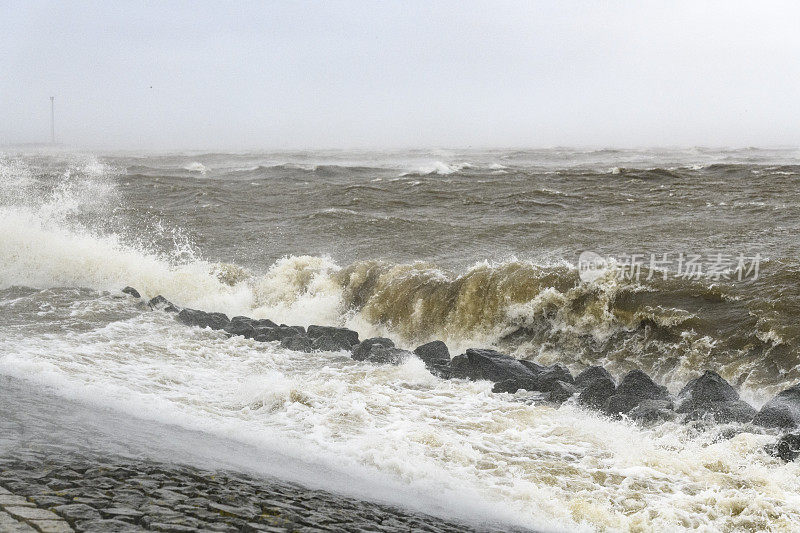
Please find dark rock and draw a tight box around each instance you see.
[251,318,278,328]
[578,376,616,410]
[450,349,537,383]
[426,362,454,379]
[364,346,413,365]
[617,370,667,398]
[676,370,739,412]
[253,326,300,343]
[674,370,754,423]
[280,335,313,353]
[531,363,574,388]
[575,366,613,389]
[413,341,450,367]
[176,308,229,330]
[148,295,179,313]
[684,400,756,424]
[492,364,574,395]
[307,325,360,346]
[54,503,102,522]
[121,287,140,299]
[536,361,575,384]
[492,379,529,393]
[311,334,353,352]
[352,338,395,361]
[628,399,675,424]
[604,370,669,416]
[547,380,577,404]
[223,317,257,338]
[768,433,800,461]
[753,383,800,429]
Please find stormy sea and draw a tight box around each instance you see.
[2,147,800,532]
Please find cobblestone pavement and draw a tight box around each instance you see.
[0,448,503,532]
[0,377,529,532]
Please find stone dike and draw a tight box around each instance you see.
[0,451,498,532]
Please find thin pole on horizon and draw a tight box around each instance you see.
[50,96,55,144]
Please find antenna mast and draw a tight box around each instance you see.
[50,96,55,144]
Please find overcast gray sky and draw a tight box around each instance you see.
[1,1,799,149]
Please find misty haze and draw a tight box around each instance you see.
[2,2,800,533]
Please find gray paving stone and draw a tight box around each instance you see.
[0,494,35,506]
[147,523,197,533]
[0,450,513,533]
[207,501,257,519]
[98,507,144,521]
[4,505,62,521]
[29,519,75,533]
[28,495,69,508]
[53,503,102,522]
[0,510,38,532]
[73,518,144,532]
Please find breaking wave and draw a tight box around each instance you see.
[1,168,796,401]
[2,152,799,398]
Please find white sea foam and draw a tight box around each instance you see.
[184,161,209,174]
[1,312,798,532]
[403,161,471,176]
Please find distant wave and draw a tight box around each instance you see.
[401,161,473,176]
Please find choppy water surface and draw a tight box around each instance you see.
[2,147,800,531]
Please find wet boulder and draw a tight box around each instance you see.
[148,295,179,313]
[252,318,278,328]
[280,335,313,353]
[492,379,529,393]
[676,370,755,423]
[121,287,140,298]
[253,326,304,343]
[628,399,676,424]
[767,433,800,462]
[683,400,756,424]
[352,338,395,361]
[307,325,360,352]
[753,384,800,429]
[493,377,576,403]
[450,349,537,383]
[575,366,613,389]
[176,308,229,330]
[532,363,573,387]
[577,371,616,410]
[604,370,669,416]
[413,341,452,377]
[495,363,574,394]
[224,316,258,338]
[548,380,577,404]
[676,370,738,410]
[364,346,413,365]
[312,334,354,352]
[307,325,360,347]
[413,341,450,367]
